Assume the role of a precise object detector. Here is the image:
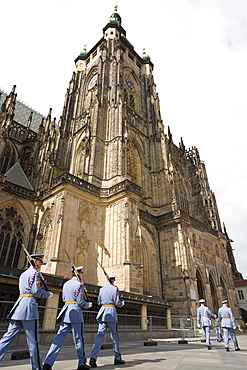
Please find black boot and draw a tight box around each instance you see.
[77,364,90,369]
[114,359,125,365]
[89,358,97,367]
[43,364,52,370]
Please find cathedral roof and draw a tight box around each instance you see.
[0,89,45,133]
[74,9,153,69]
[4,162,34,190]
[102,9,126,36]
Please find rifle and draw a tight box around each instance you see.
[96,259,110,282]
[64,249,89,302]
[21,244,49,291]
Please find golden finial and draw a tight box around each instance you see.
[114,3,118,12]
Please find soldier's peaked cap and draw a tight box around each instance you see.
[31,254,44,262]
[71,266,83,272]
[199,299,205,303]
[109,274,116,279]
[221,300,228,304]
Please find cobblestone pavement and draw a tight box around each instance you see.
[1,335,247,369]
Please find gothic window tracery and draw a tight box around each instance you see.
[0,143,16,174]
[126,143,142,186]
[21,146,32,177]
[0,206,24,268]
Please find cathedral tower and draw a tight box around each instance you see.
[0,8,242,321]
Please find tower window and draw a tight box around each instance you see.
[238,289,245,300]
[0,206,24,268]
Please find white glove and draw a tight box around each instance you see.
[49,292,53,298]
[121,301,125,306]
[88,302,92,308]
[197,324,200,329]
[233,326,236,330]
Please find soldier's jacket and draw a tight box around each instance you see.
[197,305,215,327]
[218,306,236,329]
[57,277,91,323]
[8,266,51,320]
[96,283,124,323]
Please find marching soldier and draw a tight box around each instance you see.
[89,274,125,368]
[43,266,92,370]
[0,254,52,370]
[218,300,240,351]
[197,298,215,350]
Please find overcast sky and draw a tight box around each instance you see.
[1,0,246,278]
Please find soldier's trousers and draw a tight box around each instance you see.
[202,326,211,346]
[222,327,239,349]
[91,321,121,360]
[0,319,42,370]
[44,321,87,366]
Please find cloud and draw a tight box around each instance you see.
[224,19,247,50]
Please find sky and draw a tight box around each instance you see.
[1,0,246,277]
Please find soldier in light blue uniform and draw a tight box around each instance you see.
[0,254,52,370]
[218,300,240,351]
[197,298,215,350]
[43,266,92,370]
[89,274,125,368]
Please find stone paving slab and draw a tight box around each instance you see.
[1,335,247,369]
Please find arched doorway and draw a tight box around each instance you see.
[209,273,218,313]
[196,269,205,301]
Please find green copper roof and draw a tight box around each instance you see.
[4,162,34,190]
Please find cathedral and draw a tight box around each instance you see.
[0,8,243,328]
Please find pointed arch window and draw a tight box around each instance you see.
[0,143,15,175]
[0,206,24,268]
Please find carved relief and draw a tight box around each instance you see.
[77,229,89,257]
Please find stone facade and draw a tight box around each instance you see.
[0,9,243,325]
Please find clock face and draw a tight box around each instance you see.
[88,74,98,90]
[124,76,135,92]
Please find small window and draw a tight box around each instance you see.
[238,290,245,300]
